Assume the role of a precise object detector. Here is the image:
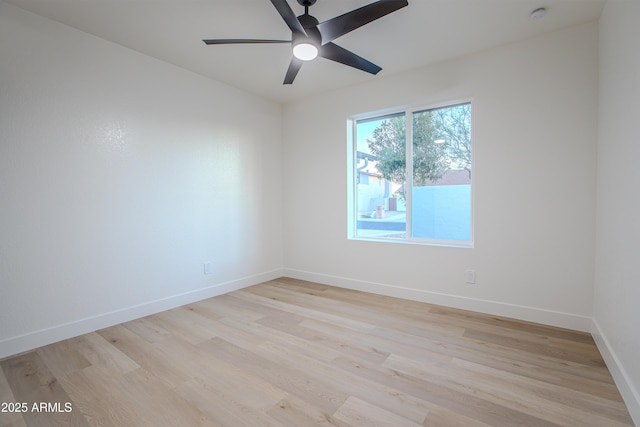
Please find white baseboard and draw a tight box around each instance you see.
[282,268,592,332]
[0,268,284,360]
[591,319,640,426]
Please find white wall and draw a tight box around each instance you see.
[1,2,637,417]
[0,3,283,358]
[283,22,598,331]
[593,0,640,422]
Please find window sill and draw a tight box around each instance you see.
[348,235,474,249]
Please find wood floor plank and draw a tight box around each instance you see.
[299,316,454,364]
[426,305,595,344]
[245,283,404,329]
[117,368,213,427]
[369,320,614,384]
[188,294,265,323]
[173,376,260,427]
[198,337,349,416]
[422,406,494,427]
[249,334,431,425]
[0,367,27,427]
[333,395,424,427]
[121,317,171,344]
[96,325,188,389]
[221,315,344,364]
[383,353,629,427]
[174,374,286,427]
[461,328,605,367]
[0,419,28,427]
[35,338,91,379]
[449,357,632,425]
[255,313,391,364]
[396,323,621,399]
[1,278,633,426]
[58,367,150,427]
[147,306,228,345]
[331,354,562,427]
[266,395,352,427]
[233,289,378,333]
[73,332,140,375]
[0,352,89,427]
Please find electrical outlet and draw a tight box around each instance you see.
[465,270,476,284]
[203,262,212,275]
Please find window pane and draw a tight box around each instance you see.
[411,103,472,241]
[355,114,407,239]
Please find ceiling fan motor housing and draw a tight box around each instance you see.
[297,14,321,44]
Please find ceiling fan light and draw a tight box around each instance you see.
[292,41,319,61]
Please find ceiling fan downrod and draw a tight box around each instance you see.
[297,0,316,16]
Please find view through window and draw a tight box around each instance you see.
[351,101,472,245]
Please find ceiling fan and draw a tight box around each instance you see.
[203,0,409,84]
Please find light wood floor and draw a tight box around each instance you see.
[1,278,633,426]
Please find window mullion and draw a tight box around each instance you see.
[348,119,357,237]
[405,111,413,239]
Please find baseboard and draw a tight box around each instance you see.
[0,268,284,360]
[592,319,640,425]
[282,268,592,332]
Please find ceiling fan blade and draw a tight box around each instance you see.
[319,42,382,75]
[270,0,307,37]
[316,0,408,44]
[283,57,303,85]
[203,39,290,45]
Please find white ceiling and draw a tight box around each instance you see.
[6,0,605,104]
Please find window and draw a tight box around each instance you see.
[348,100,473,246]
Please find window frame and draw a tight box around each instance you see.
[347,98,474,248]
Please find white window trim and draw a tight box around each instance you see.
[347,97,475,248]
